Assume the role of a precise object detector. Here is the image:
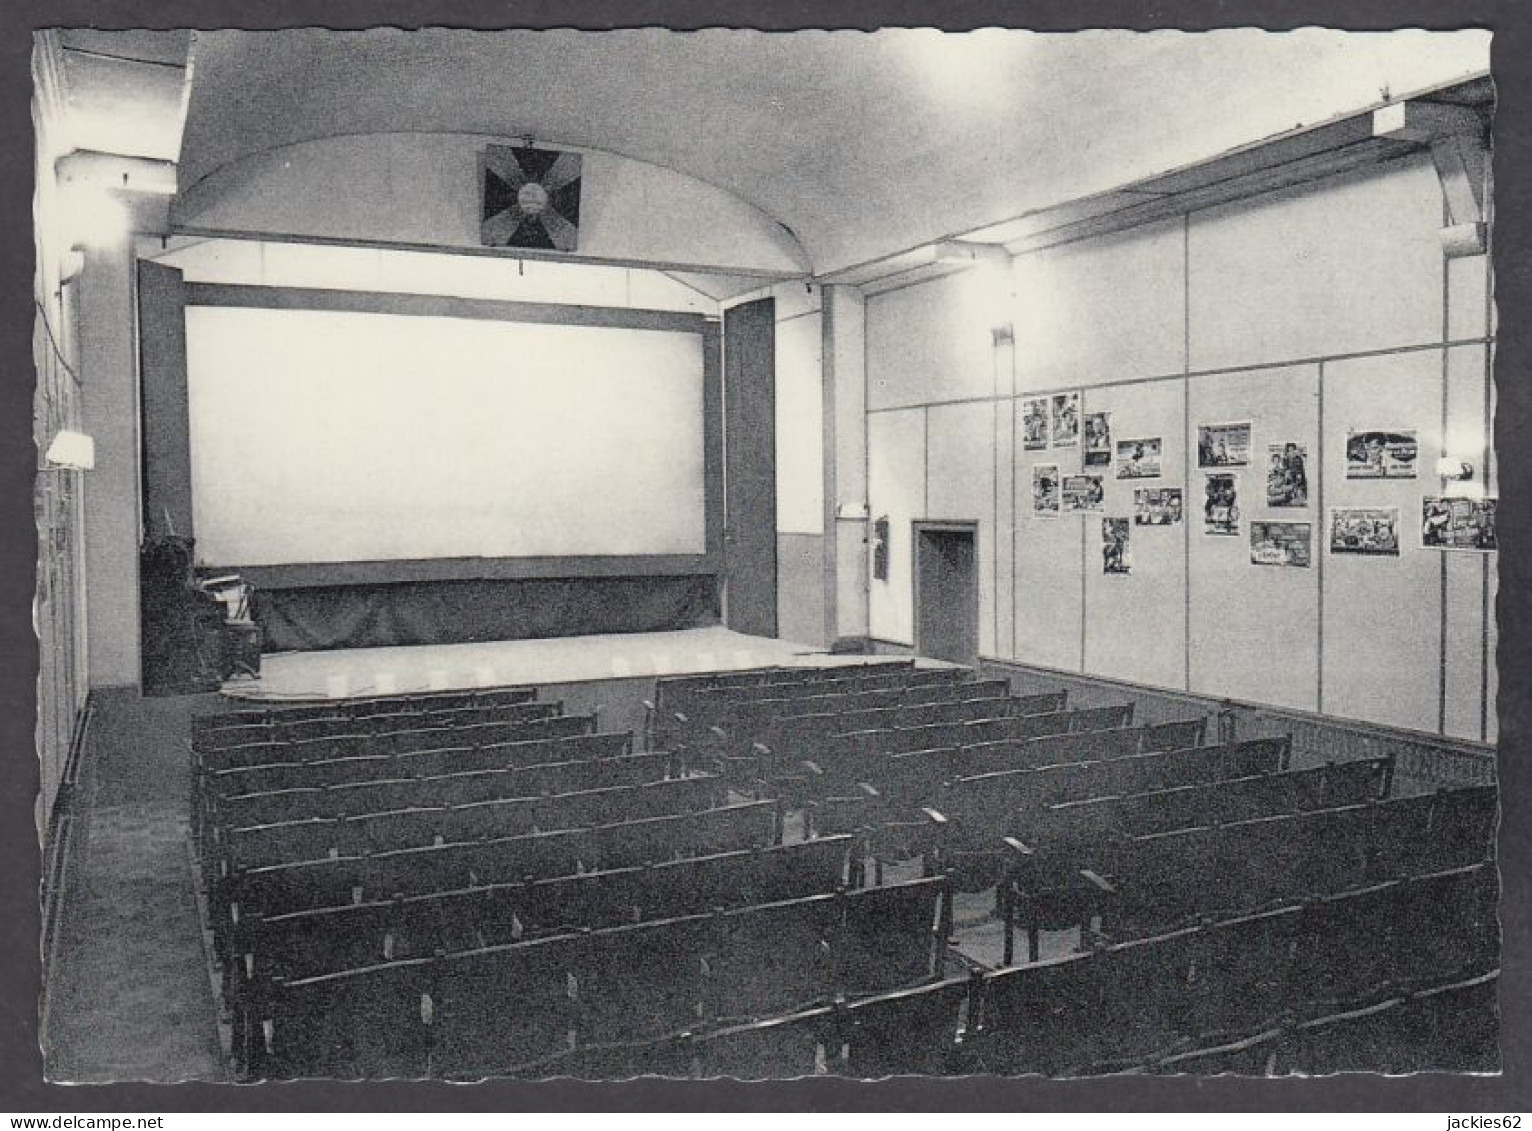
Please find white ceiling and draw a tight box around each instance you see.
[56,26,1492,275]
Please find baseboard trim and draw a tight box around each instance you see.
[40,691,94,1049]
[975,653,1495,756]
[975,653,1494,790]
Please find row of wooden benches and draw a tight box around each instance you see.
[645,659,955,731]
[735,703,1144,798]
[238,874,946,1079]
[195,710,595,768]
[532,860,1496,1080]
[200,728,635,796]
[239,859,1494,1080]
[197,705,1153,842]
[209,769,723,876]
[676,678,1016,756]
[204,734,1313,959]
[508,968,1501,1079]
[197,685,542,735]
[993,781,1497,953]
[211,799,779,956]
[195,696,560,749]
[227,835,859,989]
[204,716,1215,879]
[708,693,1077,786]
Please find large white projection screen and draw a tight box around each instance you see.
[184,306,707,566]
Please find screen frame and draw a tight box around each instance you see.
[150,279,723,589]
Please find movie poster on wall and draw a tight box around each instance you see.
[1116,437,1162,480]
[1203,472,1240,535]
[1051,392,1080,447]
[1345,429,1418,479]
[1021,397,1049,451]
[1102,518,1131,575]
[1197,422,1252,467]
[1134,487,1183,526]
[1062,473,1104,513]
[1330,507,1400,556]
[1422,496,1497,551]
[1266,442,1309,507]
[1250,521,1312,567]
[1083,412,1112,467]
[1032,464,1061,516]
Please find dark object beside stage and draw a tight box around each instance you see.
[140,537,226,695]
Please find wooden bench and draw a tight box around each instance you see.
[197,711,596,770]
[194,698,561,750]
[215,799,778,943]
[216,774,723,873]
[228,835,856,1001]
[242,875,946,1080]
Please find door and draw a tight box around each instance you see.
[913,522,979,666]
[722,297,778,637]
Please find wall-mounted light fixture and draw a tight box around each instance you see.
[44,429,95,471]
[1436,456,1476,481]
[59,247,85,284]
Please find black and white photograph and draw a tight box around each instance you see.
[1021,396,1049,451]
[1133,487,1184,526]
[1050,391,1080,448]
[1061,473,1106,514]
[1197,421,1252,467]
[1250,521,1313,567]
[1422,495,1498,551]
[1203,472,1241,535]
[1102,518,1131,575]
[1082,411,1111,467]
[1032,463,1061,516]
[1330,507,1403,556]
[1266,442,1310,507]
[1115,437,1162,480]
[1346,429,1420,479]
[23,19,1503,1101]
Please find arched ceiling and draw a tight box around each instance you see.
[59,27,1493,275]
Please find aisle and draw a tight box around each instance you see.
[43,693,226,1083]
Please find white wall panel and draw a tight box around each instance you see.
[868,408,926,645]
[1440,343,1495,741]
[1321,350,1442,732]
[927,400,998,656]
[1188,155,1444,372]
[1447,251,1491,343]
[1012,399,1085,673]
[993,338,1017,658]
[866,270,995,411]
[1015,217,1186,392]
[1082,380,1187,689]
[775,312,825,534]
[1187,365,1320,711]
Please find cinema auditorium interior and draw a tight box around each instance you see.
[30,27,1500,1082]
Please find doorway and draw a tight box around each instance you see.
[913,521,979,666]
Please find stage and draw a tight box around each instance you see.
[223,626,931,703]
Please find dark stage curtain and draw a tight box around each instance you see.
[253,575,720,653]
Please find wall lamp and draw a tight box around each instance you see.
[1436,456,1476,482]
[44,430,95,471]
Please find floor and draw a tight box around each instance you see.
[43,692,227,1083]
[233,626,905,702]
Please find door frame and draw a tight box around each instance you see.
[911,519,981,667]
